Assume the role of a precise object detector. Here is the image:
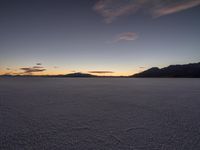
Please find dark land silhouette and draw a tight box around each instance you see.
[62,72,97,78]
[132,62,200,78]
[1,62,200,78]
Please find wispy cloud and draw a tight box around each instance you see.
[94,0,200,23]
[33,66,44,69]
[19,63,47,74]
[114,32,138,42]
[94,0,139,23]
[89,71,114,74]
[20,66,46,74]
[153,0,200,17]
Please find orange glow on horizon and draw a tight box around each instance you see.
[0,69,139,76]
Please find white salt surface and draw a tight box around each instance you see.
[0,78,200,150]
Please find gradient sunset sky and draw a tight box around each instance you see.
[0,0,200,76]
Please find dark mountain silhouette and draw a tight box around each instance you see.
[1,63,200,78]
[63,72,97,78]
[0,72,97,78]
[132,62,200,78]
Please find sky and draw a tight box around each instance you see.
[0,0,200,76]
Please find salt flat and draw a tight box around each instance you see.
[0,78,200,150]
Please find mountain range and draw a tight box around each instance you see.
[132,62,200,78]
[1,62,200,78]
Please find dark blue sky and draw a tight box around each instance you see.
[0,0,200,75]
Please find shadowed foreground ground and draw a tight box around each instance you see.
[0,78,200,150]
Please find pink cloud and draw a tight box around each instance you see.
[94,0,200,23]
[94,0,139,23]
[114,32,138,42]
[153,0,200,17]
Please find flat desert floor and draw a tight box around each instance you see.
[0,78,200,150]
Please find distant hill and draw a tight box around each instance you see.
[1,63,200,78]
[42,72,96,78]
[63,72,97,78]
[132,62,200,78]
[0,73,97,78]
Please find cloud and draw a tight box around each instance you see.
[89,71,114,74]
[94,0,139,23]
[153,0,200,17]
[94,0,200,23]
[33,66,44,69]
[114,32,138,42]
[20,67,46,74]
[19,63,46,74]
